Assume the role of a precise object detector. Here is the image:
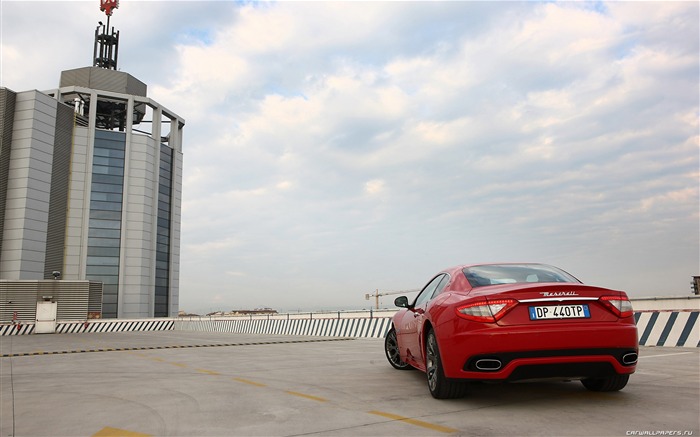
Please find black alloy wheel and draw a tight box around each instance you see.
[385,327,412,370]
[426,329,468,399]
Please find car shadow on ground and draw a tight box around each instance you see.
[397,367,635,405]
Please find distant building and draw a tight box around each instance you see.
[230,308,279,316]
[0,13,183,318]
[200,309,279,317]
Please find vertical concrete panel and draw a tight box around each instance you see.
[63,127,89,279]
[44,102,74,278]
[0,91,57,279]
[169,148,183,317]
[0,88,18,259]
[121,134,155,318]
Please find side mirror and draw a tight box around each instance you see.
[394,296,409,308]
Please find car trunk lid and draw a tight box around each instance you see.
[470,283,627,326]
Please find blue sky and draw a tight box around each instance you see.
[1,1,698,314]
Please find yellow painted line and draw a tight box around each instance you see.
[368,410,459,434]
[170,362,189,368]
[233,377,267,387]
[92,426,152,436]
[285,390,328,403]
[196,369,221,375]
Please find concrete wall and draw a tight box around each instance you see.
[2,297,698,346]
[2,310,699,347]
[0,91,57,279]
[175,316,393,339]
[631,296,700,311]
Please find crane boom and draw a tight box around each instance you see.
[364,289,420,309]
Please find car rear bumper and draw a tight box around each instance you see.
[438,322,638,380]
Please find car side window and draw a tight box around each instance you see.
[430,274,450,300]
[413,274,445,307]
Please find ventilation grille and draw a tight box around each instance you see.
[0,281,96,322]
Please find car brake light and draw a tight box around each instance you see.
[456,299,518,323]
[599,295,634,318]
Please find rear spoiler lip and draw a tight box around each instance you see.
[466,282,624,297]
[517,297,601,303]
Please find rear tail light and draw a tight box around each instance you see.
[599,295,634,318]
[456,299,518,323]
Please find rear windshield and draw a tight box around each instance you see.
[462,264,580,288]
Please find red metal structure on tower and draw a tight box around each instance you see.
[100,0,119,17]
[94,0,120,70]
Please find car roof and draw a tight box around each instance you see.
[445,262,548,271]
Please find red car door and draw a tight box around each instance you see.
[400,274,446,369]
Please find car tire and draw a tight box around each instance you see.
[385,327,412,370]
[426,329,468,399]
[581,374,630,392]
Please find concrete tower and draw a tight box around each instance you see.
[0,1,183,318]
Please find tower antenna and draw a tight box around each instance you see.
[94,0,120,69]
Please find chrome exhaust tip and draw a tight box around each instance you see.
[475,358,502,371]
[622,352,638,365]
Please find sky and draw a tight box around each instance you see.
[1,1,698,314]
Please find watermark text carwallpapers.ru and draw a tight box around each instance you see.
[626,432,694,436]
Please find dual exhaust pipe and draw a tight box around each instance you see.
[622,352,638,365]
[473,352,638,371]
[474,358,502,371]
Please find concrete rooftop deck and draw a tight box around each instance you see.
[1,331,698,436]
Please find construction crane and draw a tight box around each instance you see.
[365,289,420,310]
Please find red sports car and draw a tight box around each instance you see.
[384,263,638,399]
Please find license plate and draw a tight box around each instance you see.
[529,304,590,320]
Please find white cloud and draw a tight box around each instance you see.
[364,179,386,196]
[640,187,698,214]
[2,1,698,313]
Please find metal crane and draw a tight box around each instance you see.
[365,289,420,310]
